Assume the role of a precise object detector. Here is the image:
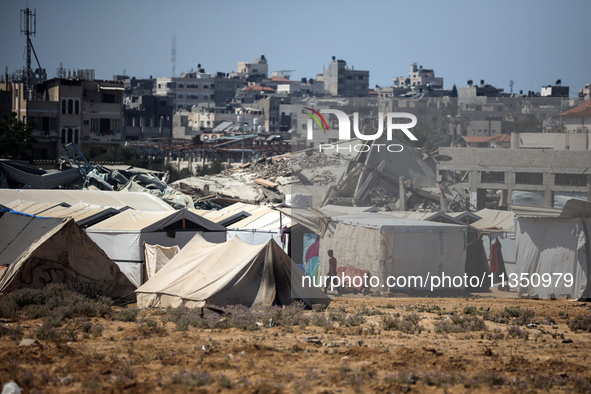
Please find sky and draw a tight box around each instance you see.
[1,0,590,96]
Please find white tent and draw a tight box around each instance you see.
[0,189,173,211]
[5,200,122,228]
[136,234,330,309]
[514,200,591,299]
[86,209,226,287]
[0,211,134,299]
[515,217,589,299]
[318,213,467,291]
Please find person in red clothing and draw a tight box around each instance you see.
[325,249,341,294]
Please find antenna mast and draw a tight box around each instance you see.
[171,35,177,78]
[21,7,36,101]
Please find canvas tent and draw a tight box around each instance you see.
[514,199,591,299]
[86,209,227,287]
[135,234,330,309]
[318,213,467,291]
[0,211,134,299]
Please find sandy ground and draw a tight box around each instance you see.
[1,293,591,393]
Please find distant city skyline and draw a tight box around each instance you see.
[1,0,590,95]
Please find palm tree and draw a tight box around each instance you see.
[409,124,445,153]
[441,102,471,145]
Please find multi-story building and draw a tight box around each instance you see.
[124,95,173,141]
[541,81,569,98]
[172,107,263,140]
[393,64,444,89]
[276,79,325,96]
[230,55,269,80]
[156,68,245,110]
[9,73,123,159]
[322,58,369,97]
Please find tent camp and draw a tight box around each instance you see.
[0,211,134,299]
[135,234,330,309]
[86,209,227,287]
[514,199,591,299]
[317,213,467,291]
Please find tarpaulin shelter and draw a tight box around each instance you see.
[135,234,330,309]
[472,209,518,275]
[0,189,174,212]
[379,211,488,291]
[0,211,134,299]
[514,199,591,299]
[318,213,467,291]
[5,200,123,228]
[86,209,226,287]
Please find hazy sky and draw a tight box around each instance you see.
[1,0,590,95]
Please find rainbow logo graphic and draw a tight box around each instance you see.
[304,107,329,133]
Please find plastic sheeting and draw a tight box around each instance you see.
[515,217,589,299]
[0,189,174,211]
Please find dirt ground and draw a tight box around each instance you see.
[2,291,591,393]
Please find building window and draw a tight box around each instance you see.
[68,99,73,114]
[61,129,66,144]
[92,118,99,132]
[481,171,505,183]
[68,128,73,143]
[75,100,80,114]
[555,173,587,186]
[74,129,79,144]
[61,100,66,114]
[516,172,543,185]
[110,119,119,133]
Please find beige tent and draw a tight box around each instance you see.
[135,235,330,309]
[86,209,227,287]
[0,212,134,299]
